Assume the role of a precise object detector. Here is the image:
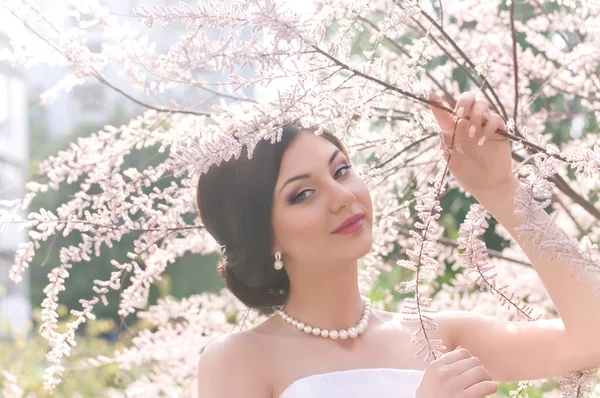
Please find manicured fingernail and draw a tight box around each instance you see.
[469,125,476,138]
[456,106,465,118]
[478,136,486,146]
[482,112,489,125]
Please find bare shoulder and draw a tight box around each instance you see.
[197,329,271,398]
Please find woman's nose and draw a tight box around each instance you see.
[329,182,356,213]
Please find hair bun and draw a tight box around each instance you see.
[218,248,290,312]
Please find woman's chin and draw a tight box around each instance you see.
[344,231,373,259]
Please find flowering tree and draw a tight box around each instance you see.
[1,0,600,396]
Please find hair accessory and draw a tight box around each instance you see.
[269,288,286,296]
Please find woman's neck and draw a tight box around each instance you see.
[279,264,365,332]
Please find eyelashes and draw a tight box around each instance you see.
[288,164,352,204]
[289,191,309,204]
[334,165,352,179]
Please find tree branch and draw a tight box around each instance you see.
[358,16,455,106]
[312,45,570,163]
[409,18,499,114]
[417,9,511,123]
[7,8,210,117]
[374,133,438,169]
[399,229,533,267]
[512,152,600,221]
[509,0,520,125]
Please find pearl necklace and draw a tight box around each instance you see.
[275,297,372,340]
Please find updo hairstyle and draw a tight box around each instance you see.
[195,122,349,312]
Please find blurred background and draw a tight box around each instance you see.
[0,1,232,395]
[0,0,597,396]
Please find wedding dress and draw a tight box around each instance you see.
[279,368,424,397]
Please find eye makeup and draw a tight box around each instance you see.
[286,161,352,205]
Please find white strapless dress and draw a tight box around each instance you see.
[279,368,424,397]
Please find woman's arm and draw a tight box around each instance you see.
[437,176,600,381]
[429,91,600,381]
[479,176,600,350]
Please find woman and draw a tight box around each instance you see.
[195,92,600,397]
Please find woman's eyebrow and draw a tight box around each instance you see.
[278,149,341,195]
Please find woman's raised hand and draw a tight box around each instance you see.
[415,347,498,398]
[429,92,517,202]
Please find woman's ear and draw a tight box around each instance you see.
[272,240,282,257]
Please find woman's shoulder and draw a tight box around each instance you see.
[198,324,273,369]
[197,328,272,397]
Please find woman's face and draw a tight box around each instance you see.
[272,131,373,273]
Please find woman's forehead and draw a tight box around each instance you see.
[280,132,337,167]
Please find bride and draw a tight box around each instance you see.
[195,92,600,397]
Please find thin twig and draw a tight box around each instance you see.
[509,0,520,125]
[312,45,570,162]
[4,218,203,234]
[417,9,511,122]
[553,193,589,239]
[512,152,600,221]
[410,17,500,114]
[313,46,455,113]
[358,16,454,105]
[6,8,210,117]
[375,133,438,169]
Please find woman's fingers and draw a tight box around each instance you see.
[450,361,497,398]
[447,357,483,377]
[455,365,493,390]
[438,92,507,148]
[418,347,497,398]
[428,92,454,131]
[463,380,499,398]
[438,347,473,365]
[454,92,476,118]
[480,113,508,146]
[469,100,489,139]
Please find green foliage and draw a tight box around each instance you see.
[0,306,136,397]
[16,5,600,395]
[26,100,223,324]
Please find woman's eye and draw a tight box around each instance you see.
[334,165,352,179]
[290,190,313,204]
[289,165,352,204]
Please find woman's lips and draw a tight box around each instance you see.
[332,214,365,234]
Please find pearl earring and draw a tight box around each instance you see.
[274,251,283,270]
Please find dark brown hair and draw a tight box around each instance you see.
[195,122,349,312]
